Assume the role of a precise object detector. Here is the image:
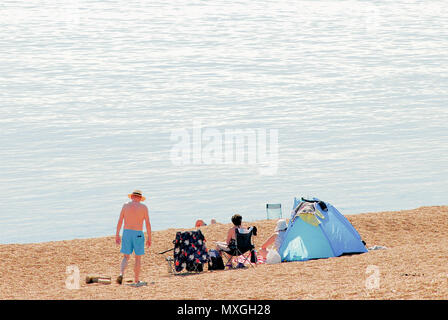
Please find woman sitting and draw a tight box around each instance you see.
[215,214,245,253]
[258,219,288,260]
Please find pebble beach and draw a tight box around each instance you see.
[1,206,447,300]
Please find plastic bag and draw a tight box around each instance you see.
[266,249,281,264]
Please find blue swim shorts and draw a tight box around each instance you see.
[120,229,145,256]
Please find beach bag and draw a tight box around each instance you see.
[266,249,281,264]
[208,249,225,270]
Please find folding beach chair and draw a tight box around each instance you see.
[266,203,282,220]
[221,227,257,269]
[160,229,210,275]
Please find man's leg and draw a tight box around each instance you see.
[121,254,130,275]
[117,254,130,284]
[134,255,141,283]
[132,231,145,283]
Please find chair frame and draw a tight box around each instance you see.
[165,256,205,275]
[222,227,256,269]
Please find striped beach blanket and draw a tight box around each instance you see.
[235,253,266,265]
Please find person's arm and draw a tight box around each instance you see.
[261,233,277,249]
[144,207,151,247]
[115,206,125,245]
[226,227,235,245]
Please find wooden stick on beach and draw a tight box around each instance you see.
[85,275,112,284]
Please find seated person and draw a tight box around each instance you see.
[216,214,245,253]
[258,219,288,260]
[216,214,258,267]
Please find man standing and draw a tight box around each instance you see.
[115,190,151,285]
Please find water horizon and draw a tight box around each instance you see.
[1,0,447,244]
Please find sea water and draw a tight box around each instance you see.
[0,0,447,243]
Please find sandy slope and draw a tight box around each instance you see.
[1,206,447,300]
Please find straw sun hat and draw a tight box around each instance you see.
[274,219,287,232]
[128,190,146,201]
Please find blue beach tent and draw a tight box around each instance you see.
[278,197,367,262]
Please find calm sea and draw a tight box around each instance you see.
[0,0,447,244]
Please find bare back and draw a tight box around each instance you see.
[121,201,149,231]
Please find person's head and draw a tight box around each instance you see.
[195,219,206,228]
[231,214,242,226]
[131,194,142,201]
[275,219,287,232]
[128,190,146,202]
